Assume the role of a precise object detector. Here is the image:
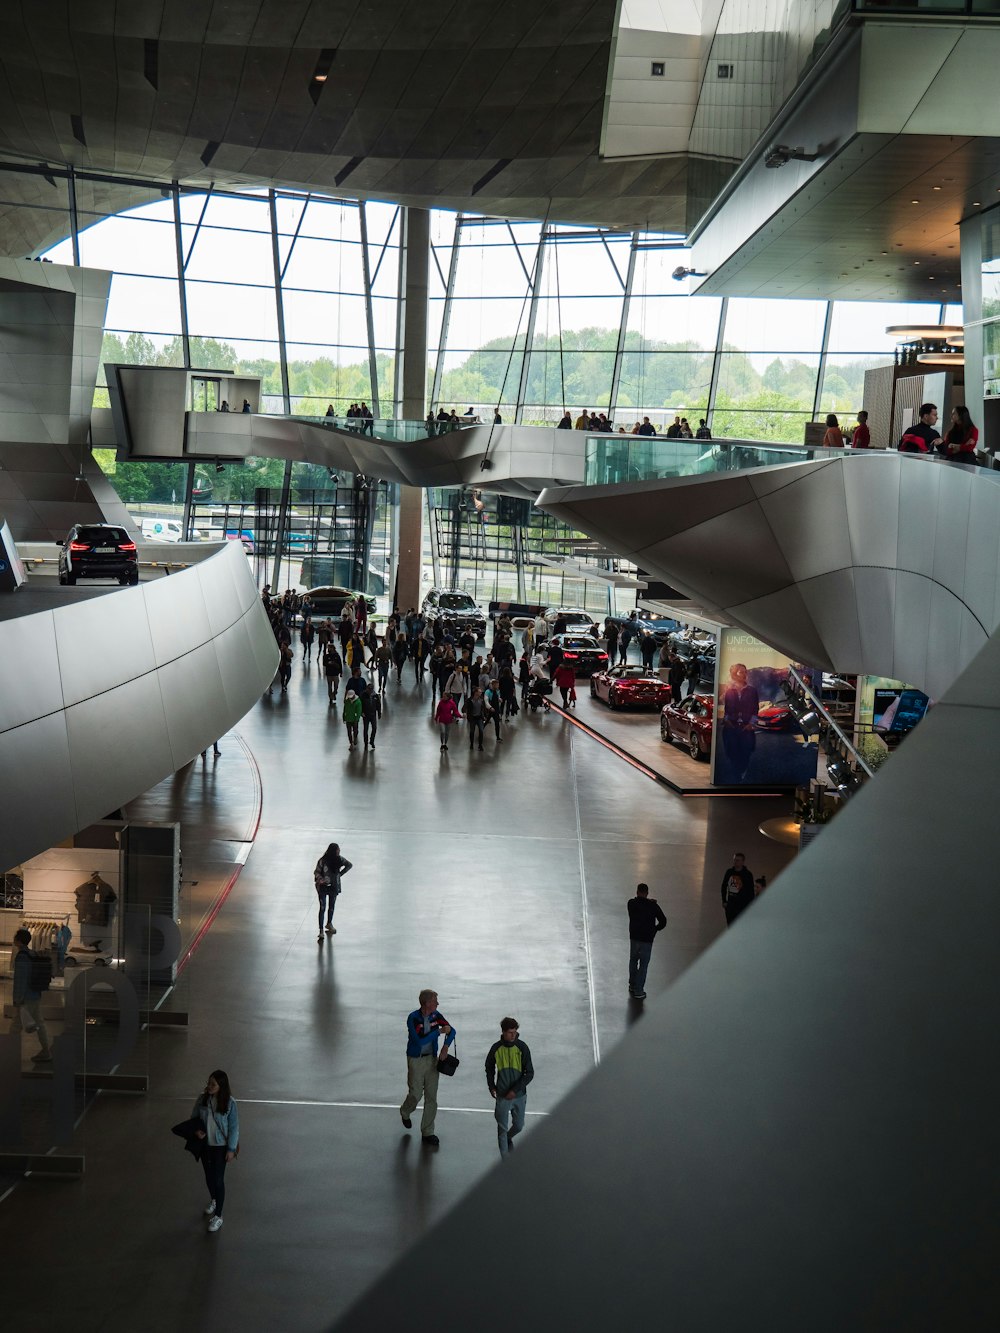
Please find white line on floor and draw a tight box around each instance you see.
[570,726,601,1065]
[186,1097,548,1116]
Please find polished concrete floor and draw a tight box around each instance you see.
[1,652,795,1332]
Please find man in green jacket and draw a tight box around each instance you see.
[485,1017,534,1159]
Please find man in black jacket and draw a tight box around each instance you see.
[720,852,755,926]
[627,883,667,999]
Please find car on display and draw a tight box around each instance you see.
[609,609,680,643]
[545,607,599,635]
[666,630,716,679]
[305,585,378,617]
[590,664,673,710]
[421,588,488,638]
[57,523,139,586]
[660,695,714,759]
[548,634,609,677]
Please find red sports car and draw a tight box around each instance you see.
[660,694,713,759]
[755,702,797,731]
[590,665,672,710]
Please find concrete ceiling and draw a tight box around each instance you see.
[0,0,693,254]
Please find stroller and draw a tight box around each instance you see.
[527,676,552,713]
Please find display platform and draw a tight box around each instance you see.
[550,693,793,796]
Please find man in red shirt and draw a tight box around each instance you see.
[851,410,870,448]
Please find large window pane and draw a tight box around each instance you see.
[722,298,827,354]
[185,281,279,342]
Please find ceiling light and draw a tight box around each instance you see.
[911,199,920,204]
[917,352,964,366]
[973,201,981,206]
[885,324,963,340]
[932,186,941,191]
[313,73,327,83]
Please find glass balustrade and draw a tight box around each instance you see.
[584,435,821,485]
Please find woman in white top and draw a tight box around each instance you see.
[193,1069,240,1232]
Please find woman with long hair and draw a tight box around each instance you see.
[193,1069,240,1232]
[314,842,353,941]
[943,404,979,463]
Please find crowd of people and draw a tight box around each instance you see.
[557,410,712,439]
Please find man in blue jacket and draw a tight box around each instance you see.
[12,927,52,1062]
[400,989,456,1147]
[485,1018,534,1158]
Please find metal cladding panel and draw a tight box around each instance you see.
[0,714,78,865]
[652,502,795,609]
[796,567,863,670]
[843,451,899,572]
[890,571,933,694]
[157,640,230,769]
[852,564,898,680]
[0,609,63,732]
[757,463,852,585]
[931,465,974,602]
[54,584,157,708]
[964,481,1000,631]
[64,670,172,829]
[213,615,265,716]
[145,563,213,665]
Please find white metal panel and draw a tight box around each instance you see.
[53,583,156,707]
[0,610,63,734]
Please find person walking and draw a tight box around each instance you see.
[322,641,343,706]
[11,927,52,1063]
[435,692,460,750]
[299,616,315,665]
[192,1069,240,1233]
[639,631,657,672]
[361,687,380,750]
[484,1017,534,1159]
[605,617,619,665]
[277,642,293,693]
[374,637,391,693]
[553,659,576,709]
[392,632,409,683]
[314,842,353,940]
[465,687,489,750]
[667,651,686,704]
[342,688,362,751]
[720,851,755,926]
[399,989,456,1147]
[627,882,667,1000]
[484,679,504,740]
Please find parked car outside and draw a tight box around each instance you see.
[660,694,714,759]
[57,523,138,586]
[305,585,377,617]
[590,664,672,710]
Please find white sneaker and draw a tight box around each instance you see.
[204,1200,216,1216]
[207,1215,224,1232]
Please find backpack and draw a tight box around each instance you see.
[28,950,53,992]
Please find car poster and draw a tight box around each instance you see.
[712,628,820,787]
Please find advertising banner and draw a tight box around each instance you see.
[711,629,819,787]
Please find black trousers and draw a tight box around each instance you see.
[201,1145,228,1215]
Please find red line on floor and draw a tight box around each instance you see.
[176,733,264,977]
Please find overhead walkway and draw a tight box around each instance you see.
[107,361,826,498]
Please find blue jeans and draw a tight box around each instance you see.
[629,940,652,994]
[494,1093,526,1157]
[317,890,338,930]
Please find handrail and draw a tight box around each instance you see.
[785,665,875,781]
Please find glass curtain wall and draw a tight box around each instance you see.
[10,157,959,611]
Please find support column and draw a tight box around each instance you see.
[395,207,429,611]
[960,215,983,431]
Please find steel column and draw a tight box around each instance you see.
[608,232,639,419]
[514,225,548,423]
[706,296,729,425]
[430,213,463,413]
[359,203,381,418]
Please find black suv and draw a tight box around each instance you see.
[421,588,487,638]
[58,523,139,586]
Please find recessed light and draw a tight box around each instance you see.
[973,201,982,206]
[911,199,920,204]
[914,260,921,265]
[313,73,328,82]
[932,186,942,191]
